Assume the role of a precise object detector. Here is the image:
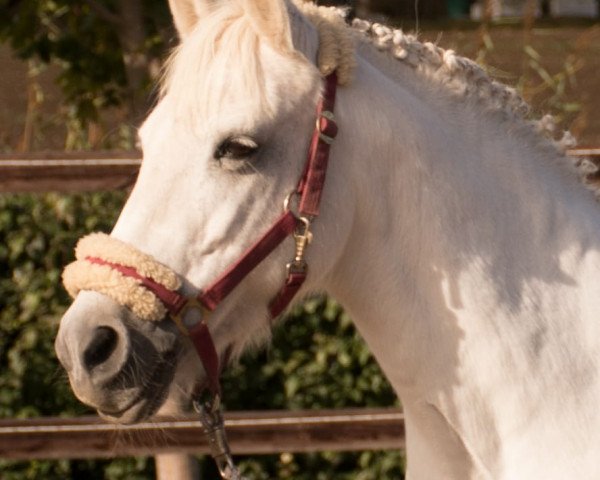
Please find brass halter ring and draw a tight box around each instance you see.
[170,297,212,336]
[282,189,298,213]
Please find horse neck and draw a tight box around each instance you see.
[325,52,600,478]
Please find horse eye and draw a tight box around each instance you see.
[215,137,259,160]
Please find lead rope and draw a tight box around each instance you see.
[193,393,247,480]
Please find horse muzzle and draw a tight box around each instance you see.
[55,291,180,423]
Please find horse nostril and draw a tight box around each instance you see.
[83,326,119,371]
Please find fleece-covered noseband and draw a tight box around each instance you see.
[63,233,181,321]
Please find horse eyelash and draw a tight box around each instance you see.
[214,136,259,161]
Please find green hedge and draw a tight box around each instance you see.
[0,192,403,479]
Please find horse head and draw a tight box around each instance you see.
[55,0,355,423]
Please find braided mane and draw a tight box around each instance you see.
[295,1,598,197]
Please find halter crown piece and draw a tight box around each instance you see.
[62,72,339,480]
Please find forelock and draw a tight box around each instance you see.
[161,3,269,125]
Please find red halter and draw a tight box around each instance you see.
[87,72,338,397]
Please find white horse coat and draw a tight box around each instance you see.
[55,1,600,478]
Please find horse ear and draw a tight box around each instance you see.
[168,0,215,38]
[241,0,294,52]
[169,0,294,48]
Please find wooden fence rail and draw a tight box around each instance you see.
[0,151,142,192]
[0,153,410,465]
[0,149,596,462]
[0,149,599,193]
[0,408,405,460]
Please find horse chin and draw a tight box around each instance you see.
[98,393,165,424]
[96,349,179,425]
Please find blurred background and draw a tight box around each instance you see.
[0,1,598,479]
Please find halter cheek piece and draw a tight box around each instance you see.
[63,73,338,479]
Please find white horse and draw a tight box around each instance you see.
[55,0,600,478]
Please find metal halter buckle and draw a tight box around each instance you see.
[194,393,247,480]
